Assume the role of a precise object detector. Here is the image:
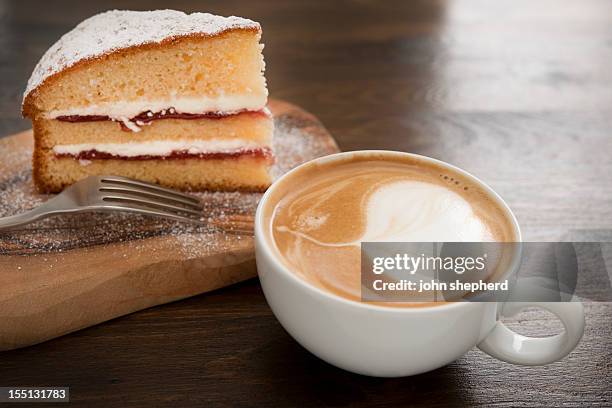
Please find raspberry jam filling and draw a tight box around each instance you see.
[56,108,269,131]
[55,146,274,162]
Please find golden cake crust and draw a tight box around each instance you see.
[23,28,260,118]
[23,9,261,117]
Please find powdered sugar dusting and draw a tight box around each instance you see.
[0,103,339,260]
[23,10,260,102]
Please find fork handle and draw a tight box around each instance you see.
[0,204,56,230]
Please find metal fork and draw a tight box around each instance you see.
[0,175,206,230]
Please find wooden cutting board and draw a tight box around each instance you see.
[0,99,339,351]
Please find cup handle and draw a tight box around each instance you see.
[477,302,585,365]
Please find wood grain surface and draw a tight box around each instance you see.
[0,99,339,351]
[0,0,611,407]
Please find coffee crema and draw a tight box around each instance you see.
[265,154,517,306]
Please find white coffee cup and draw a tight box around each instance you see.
[255,151,585,377]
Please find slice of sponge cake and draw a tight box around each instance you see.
[23,9,273,193]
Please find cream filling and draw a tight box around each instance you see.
[45,93,268,121]
[53,139,268,158]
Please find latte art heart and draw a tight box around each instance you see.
[269,155,515,305]
[361,180,492,243]
[275,180,493,246]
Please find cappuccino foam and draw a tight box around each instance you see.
[266,154,516,305]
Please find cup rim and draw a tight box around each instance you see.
[255,150,523,313]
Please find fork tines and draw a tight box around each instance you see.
[99,176,204,222]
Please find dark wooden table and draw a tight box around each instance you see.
[1,0,611,406]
